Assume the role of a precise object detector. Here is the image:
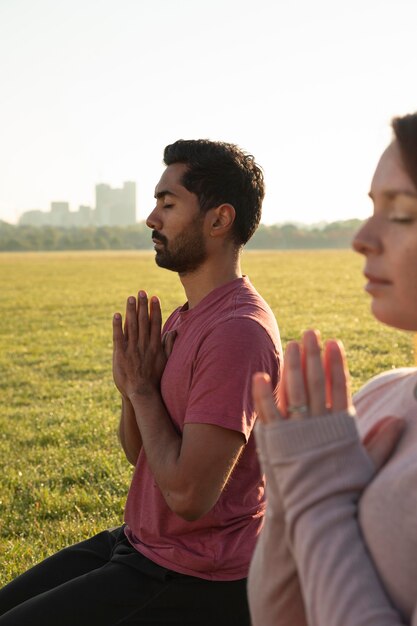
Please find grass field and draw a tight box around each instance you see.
[0,249,414,585]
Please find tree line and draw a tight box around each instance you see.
[0,219,364,252]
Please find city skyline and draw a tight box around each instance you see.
[18,181,136,228]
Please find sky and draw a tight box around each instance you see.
[1,0,417,226]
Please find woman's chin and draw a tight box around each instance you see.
[371,301,417,332]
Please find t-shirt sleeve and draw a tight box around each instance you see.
[184,318,280,441]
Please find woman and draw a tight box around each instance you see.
[248,113,417,626]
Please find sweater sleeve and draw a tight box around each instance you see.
[262,412,413,626]
[248,423,308,626]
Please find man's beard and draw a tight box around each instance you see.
[152,217,208,275]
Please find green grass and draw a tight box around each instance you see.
[0,250,414,585]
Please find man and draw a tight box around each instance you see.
[0,140,281,625]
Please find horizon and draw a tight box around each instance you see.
[1,212,364,229]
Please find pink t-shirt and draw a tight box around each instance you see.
[124,276,281,580]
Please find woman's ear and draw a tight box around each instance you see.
[209,204,236,237]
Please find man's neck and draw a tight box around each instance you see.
[179,255,242,310]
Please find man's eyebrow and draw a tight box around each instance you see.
[368,189,417,201]
[154,190,178,200]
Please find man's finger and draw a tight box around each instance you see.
[138,290,150,352]
[113,313,124,347]
[149,296,163,349]
[363,416,406,471]
[252,372,281,425]
[125,296,138,345]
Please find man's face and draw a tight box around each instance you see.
[146,163,208,274]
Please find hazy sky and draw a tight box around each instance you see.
[1,0,416,225]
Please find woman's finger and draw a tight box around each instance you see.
[284,341,309,419]
[277,351,288,416]
[362,416,406,471]
[324,339,351,412]
[252,372,282,424]
[303,330,326,417]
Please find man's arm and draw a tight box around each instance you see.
[129,390,245,520]
[118,396,143,466]
[113,291,245,519]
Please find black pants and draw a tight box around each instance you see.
[0,526,251,625]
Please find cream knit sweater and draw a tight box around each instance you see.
[248,367,417,626]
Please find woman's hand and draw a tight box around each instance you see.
[253,329,350,421]
[253,329,405,471]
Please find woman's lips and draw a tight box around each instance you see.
[364,272,392,293]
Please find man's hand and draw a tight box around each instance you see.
[113,291,169,399]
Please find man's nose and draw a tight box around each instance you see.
[146,207,162,230]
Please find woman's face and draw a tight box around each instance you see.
[353,140,417,331]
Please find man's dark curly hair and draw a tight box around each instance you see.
[163,139,265,246]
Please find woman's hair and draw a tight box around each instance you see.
[392,112,417,190]
[393,113,417,361]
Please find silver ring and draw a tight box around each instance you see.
[287,404,308,415]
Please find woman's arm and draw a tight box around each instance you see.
[263,412,408,626]
[251,331,413,626]
[248,423,307,626]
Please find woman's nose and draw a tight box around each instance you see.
[352,216,382,256]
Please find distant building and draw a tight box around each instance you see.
[50,202,70,227]
[18,182,137,227]
[19,210,47,227]
[95,182,136,226]
[75,205,94,227]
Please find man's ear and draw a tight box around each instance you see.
[209,204,236,237]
